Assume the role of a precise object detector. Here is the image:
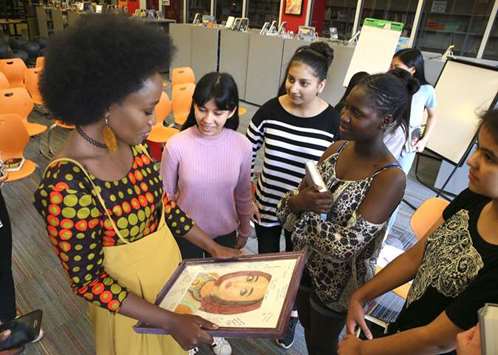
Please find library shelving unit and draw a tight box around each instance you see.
[483,17,497,61]
[359,0,418,38]
[414,0,494,57]
[322,0,357,39]
[187,0,210,23]
[247,0,280,29]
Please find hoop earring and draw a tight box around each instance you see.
[102,117,118,152]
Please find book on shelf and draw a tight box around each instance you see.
[479,303,498,355]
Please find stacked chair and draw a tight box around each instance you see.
[0,114,37,181]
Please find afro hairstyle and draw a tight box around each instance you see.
[40,14,173,125]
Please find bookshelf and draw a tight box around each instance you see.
[187,0,210,22]
[247,0,279,29]
[414,0,494,57]
[215,0,242,24]
[323,0,357,39]
[359,0,418,37]
[483,16,498,61]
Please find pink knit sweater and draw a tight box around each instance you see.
[161,127,253,238]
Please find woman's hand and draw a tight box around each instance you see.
[0,330,23,355]
[456,325,481,355]
[346,294,372,340]
[211,244,242,259]
[338,334,363,355]
[167,313,217,351]
[251,201,261,224]
[235,234,249,249]
[414,136,429,152]
[290,186,332,214]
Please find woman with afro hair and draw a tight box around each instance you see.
[34,14,241,355]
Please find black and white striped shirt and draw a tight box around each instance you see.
[246,98,340,227]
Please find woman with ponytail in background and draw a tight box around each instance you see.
[390,48,437,173]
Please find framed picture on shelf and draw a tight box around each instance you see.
[239,18,249,32]
[134,251,307,337]
[284,0,303,16]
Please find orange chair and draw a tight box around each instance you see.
[171,66,195,87]
[24,67,44,106]
[239,106,247,116]
[0,88,47,136]
[0,58,27,88]
[410,197,449,241]
[0,114,37,182]
[0,72,9,90]
[147,91,179,143]
[172,83,195,126]
[35,56,45,69]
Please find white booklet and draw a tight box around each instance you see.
[479,303,498,355]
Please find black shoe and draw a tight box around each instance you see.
[275,316,299,349]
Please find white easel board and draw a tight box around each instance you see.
[343,18,402,87]
[426,59,498,165]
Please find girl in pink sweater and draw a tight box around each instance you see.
[161,73,252,249]
[161,72,252,355]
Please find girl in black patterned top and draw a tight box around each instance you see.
[340,111,498,355]
[277,70,418,354]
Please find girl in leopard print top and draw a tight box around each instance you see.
[277,69,418,354]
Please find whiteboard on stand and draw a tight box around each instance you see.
[343,24,401,86]
[426,59,498,165]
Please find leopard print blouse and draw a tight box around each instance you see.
[277,142,399,312]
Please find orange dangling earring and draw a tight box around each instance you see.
[102,117,118,152]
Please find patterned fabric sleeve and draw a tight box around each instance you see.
[162,195,194,238]
[297,213,384,262]
[34,162,128,312]
[276,189,300,231]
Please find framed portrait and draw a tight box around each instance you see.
[285,0,303,16]
[134,250,307,337]
[239,18,249,32]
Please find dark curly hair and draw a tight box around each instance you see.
[181,72,240,132]
[40,14,173,125]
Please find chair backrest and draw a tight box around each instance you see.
[410,197,450,240]
[0,58,27,88]
[154,91,171,124]
[171,67,195,87]
[172,83,195,117]
[0,72,9,90]
[0,114,30,160]
[35,56,45,69]
[0,87,34,121]
[24,68,43,105]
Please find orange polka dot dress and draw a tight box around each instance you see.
[34,145,193,312]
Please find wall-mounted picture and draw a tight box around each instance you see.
[285,0,303,16]
[134,251,306,337]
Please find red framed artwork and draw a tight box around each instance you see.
[134,250,307,337]
[285,0,304,16]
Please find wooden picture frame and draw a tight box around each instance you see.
[284,0,303,16]
[134,250,307,337]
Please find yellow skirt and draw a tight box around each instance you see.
[89,219,185,355]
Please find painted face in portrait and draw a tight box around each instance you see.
[199,271,272,315]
